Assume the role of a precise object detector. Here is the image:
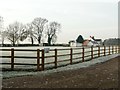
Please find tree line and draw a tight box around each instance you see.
[103,38,120,46]
[0,16,61,46]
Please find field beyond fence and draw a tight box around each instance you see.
[0,45,120,71]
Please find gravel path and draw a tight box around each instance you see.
[2,55,119,89]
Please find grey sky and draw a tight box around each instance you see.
[0,0,118,43]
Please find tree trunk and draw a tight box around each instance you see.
[17,40,19,46]
[12,41,15,46]
[38,36,41,45]
[2,38,4,46]
[48,36,52,46]
[13,36,15,46]
[31,37,34,45]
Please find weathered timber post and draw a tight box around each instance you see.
[117,46,119,53]
[37,49,40,71]
[98,46,100,57]
[116,46,118,53]
[41,49,45,71]
[55,49,57,68]
[104,46,106,56]
[118,46,120,53]
[109,46,110,55]
[115,46,117,53]
[117,46,118,53]
[112,46,114,54]
[91,46,93,59]
[82,47,84,62]
[114,46,115,53]
[70,48,73,64]
[11,48,14,70]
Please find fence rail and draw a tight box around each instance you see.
[0,45,120,71]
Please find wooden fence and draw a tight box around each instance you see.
[0,45,119,71]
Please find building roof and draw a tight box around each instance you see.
[76,35,84,43]
[69,40,75,43]
[95,39,102,41]
[90,36,102,41]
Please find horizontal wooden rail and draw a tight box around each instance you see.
[93,53,99,56]
[14,56,37,59]
[45,61,55,65]
[0,56,11,58]
[44,55,55,58]
[72,47,82,49]
[72,52,82,55]
[0,63,11,65]
[57,59,71,63]
[57,54,71,57]
[46,49,55,51]
[11,63,38,66]
[14,49,38,51]
[84,51,91,53]
[72,57,82,60]
[93,50,99,52]
[0,49,11,51]
[84,55,91,58]
[57,48,71,50]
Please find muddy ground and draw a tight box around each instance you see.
[2,56,119,89]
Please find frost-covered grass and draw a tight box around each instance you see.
[2,53,119,78]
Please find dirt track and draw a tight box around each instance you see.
[2,56,119,89]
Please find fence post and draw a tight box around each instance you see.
[117,46,118,53]
[37,49,40,71]
[104,46,106,56]
[109,46,110,55]
[55,49,57,68]
[98,46,100,57]
[82,47,84,62]
[112,46,114,54]
[11,48,14,70]
[115,46,117,53]
[70,48,73,64]
[118,46,120,53]
[117,46,119,53]
[114,46,115,53]
[41,49,45,71]
[91,46,93,59]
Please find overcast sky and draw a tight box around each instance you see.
[0,0,118,43]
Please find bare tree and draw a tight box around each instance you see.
[1,31,7,45]
[26,23,37,45]
[32,17,48,45]
[0,16,4,45]
[46,21,61,45]
[6,22,27,46]
[0,16,4,31]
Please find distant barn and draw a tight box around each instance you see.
[69,35,103,47]
[76,35,84,46]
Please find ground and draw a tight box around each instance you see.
[2,56,119,89]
